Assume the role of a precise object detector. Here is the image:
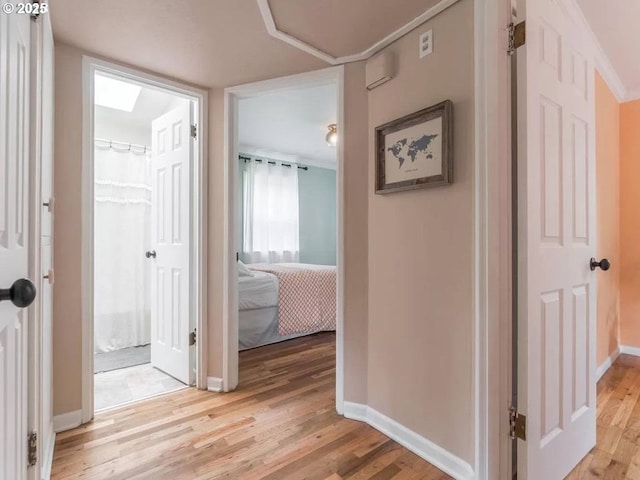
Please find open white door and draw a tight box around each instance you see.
[149,103,193,385]
[516,0,597,478]
[0,6,34,480]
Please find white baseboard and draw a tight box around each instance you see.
[207,376,224,392]
[620,345,640,357]
[343,402,474,480]
[596,347,621,382]
[41,426,56,480]
[53,410,82,433]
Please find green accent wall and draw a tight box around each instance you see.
[238,159,336,266]
[298,166,336,265]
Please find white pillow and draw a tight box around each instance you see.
[238,260,254,277]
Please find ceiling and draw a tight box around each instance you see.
[50,0,325,88]
[94,84,188,144]
[50,0,446,89]
[578,0,640,99]
[95,86,178,127]
[238,83,337,169]
[268,0,441,58]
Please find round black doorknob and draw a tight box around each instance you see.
[0,278,37,308]
[590,258,611,272]
[145,250,157,259]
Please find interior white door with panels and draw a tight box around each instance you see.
[0,6,37,480]
[516,0,598,478]
[149,102,193,385]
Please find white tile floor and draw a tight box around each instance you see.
[94,363,187,411]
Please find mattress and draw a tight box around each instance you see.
[239,306,307,350]
[238,270,278,310]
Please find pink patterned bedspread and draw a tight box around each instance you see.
[248,263,336,335]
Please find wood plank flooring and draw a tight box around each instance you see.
[51,333,451,480]
[567,354,640,479]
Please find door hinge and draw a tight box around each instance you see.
[509,406,527,441]
[28,431,37,467]
[190,124,197,139]
[189,329,197,346]
[508,21,526,56]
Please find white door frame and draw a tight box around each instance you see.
[80,57,208,422]
[222,67,345,409]
[475,0,514,478]
[27,12,43,480]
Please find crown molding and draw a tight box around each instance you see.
[625,87,640,103]
[257,0,461,65]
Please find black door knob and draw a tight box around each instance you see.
[590,258,611,271]
[145,250,157,259]
[0,279,37,308]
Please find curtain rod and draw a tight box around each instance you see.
[239,155,308,171]
[95,138,150,153]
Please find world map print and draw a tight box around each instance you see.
[386,134,438,168]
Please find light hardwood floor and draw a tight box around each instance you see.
[567,354,640,479]
[51,333,451,479]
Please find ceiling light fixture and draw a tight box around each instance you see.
[94,73,142,112]
[326,124,338,147]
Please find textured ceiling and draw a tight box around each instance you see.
[578,0,640,98]
[268,0,441,58]
[50,0,325,88]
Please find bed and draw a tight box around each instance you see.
[238,263,336,350]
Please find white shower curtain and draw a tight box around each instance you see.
[94,145,151,353]
[243,160,300,263]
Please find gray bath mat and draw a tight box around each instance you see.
[94,344,151,373]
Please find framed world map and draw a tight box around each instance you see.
[375,100,453,194]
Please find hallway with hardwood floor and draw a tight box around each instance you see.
[51,333,452,479]
[567,354,640,479]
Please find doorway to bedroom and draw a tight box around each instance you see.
[89,67,200,411]
[224,67,344,403]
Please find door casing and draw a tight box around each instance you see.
[80,57,208,422]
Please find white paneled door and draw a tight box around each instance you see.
[0,6,34,480]
[149,103,193,385]
[516,0,597,478]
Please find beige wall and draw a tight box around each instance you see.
[594,72,621,365]
[366,0,475,463]
[620,99,640,348]
[53,44,84,415]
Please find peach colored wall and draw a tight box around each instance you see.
[595,72,621,366]
[366,0,475,464]
[620,99,640,348]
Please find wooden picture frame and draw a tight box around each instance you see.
[375,99,453,194]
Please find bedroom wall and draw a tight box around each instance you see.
[366,0,475,465]
[299,166,337,265]
[594,71,621,366]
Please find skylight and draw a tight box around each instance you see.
[94,74,142,112]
